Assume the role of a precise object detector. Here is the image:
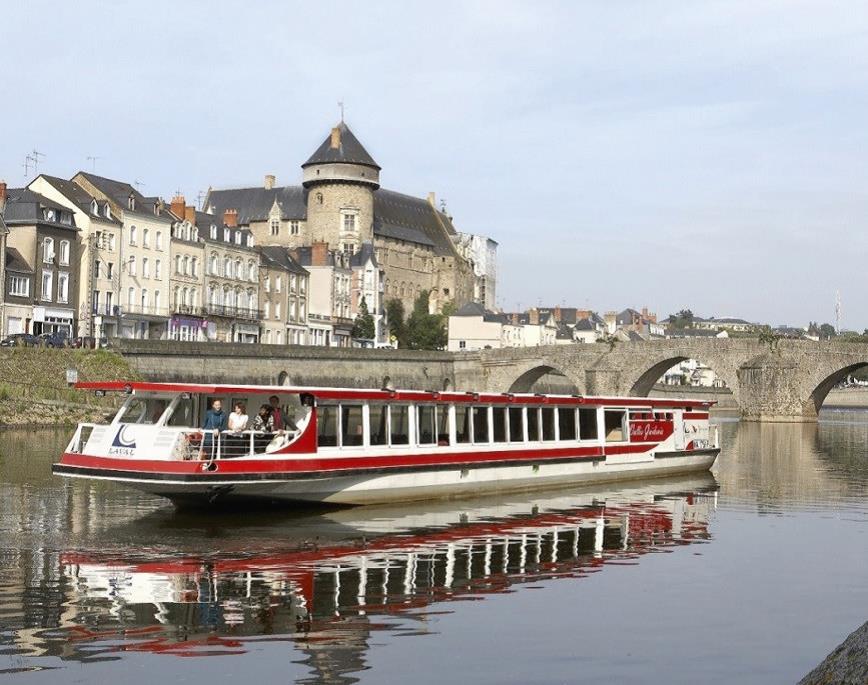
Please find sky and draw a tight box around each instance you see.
[4,1,868,329]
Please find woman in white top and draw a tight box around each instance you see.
[225,402,250,458]
[227,402,249,432]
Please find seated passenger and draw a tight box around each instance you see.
[252,404,274,452]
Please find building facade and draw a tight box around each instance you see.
[72,173,173,339]
[2,189,80,336]
[455,233,498,310]
[201,210,261,343]
[259,246,309,345]
[167,197,207,341]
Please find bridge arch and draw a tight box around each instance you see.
[507,365,575,393]
[626,353,741,407]
[803,361,868,418]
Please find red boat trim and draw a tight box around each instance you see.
[74,380,715,409]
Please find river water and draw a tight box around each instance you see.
[1,414,866,684]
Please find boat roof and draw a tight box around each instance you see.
[75,381,714,409]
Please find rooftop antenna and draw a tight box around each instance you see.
[196,190,206,209]
[22,155,33,179]
[31,149,45,175]
[835,290,842,334]
[338,99,345,123]
[133,179,145,191]
[86,155,100,172]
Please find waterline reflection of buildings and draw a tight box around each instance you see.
[7,476,718,683]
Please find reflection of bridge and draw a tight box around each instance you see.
[117,339,868,422]
[475,339,868,422]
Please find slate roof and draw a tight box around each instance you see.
[194,210,255,248]
[5,246,32,273]
[373,189,457,256]
[349,241,378,268]
[258,245,309,276]
[38,175,119,223]
[206,184,459,257]
[302,122,380,170]
[205,186,308,225]
[2,188,79,229]
[76,172,173,221]
[574,318,597,332]
[453,301,507,323]
[293,245,349,269]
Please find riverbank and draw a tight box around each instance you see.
[0,348,136,427]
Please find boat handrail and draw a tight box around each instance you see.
[171,427,304,461]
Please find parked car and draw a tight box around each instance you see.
[0,333,40,347]
[38,331,69,348]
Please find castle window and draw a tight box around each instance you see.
[343,214,356,233]
[290,220,300,235]
[316,192,323,204]
[270,218,279,236]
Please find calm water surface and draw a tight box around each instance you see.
[1,414,867,684]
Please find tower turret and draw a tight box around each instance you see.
[302,122,380,189]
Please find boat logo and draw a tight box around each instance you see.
[629,421,669,441]
[109,426,137,455]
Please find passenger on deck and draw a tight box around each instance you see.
[224,402,249,458]
[252,404,275,452]
[269,395,284,431]
[199,399,227,460]
[252,404,274,432]
[228,402,249,433]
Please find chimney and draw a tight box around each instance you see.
[264,174,276,190]
[0,180,6,213]
[554,305,562,322]
[529,308,539,326]
[185,205,196,224]
[311,241,329,266]
[329,126,341,149]
[288,248,299,262]
[223,208,238,228]
[427,191,436,207]
[641,307,648,319]
[170,194,185,219]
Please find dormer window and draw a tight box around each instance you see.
[246,235,253,247]
[210,225,217,240]
[91,200,99,215]
[234,232,241,245]
[44,208,56,222]
[223,228,230,242]
[128,194,135,211]
[104,204,111,219]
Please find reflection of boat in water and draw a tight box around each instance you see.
[51,474,717,677]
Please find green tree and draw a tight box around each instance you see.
[669,309,695,330]
[351,296,376,340]
[819,323,837,340]
[406,290,448,350]
[385,298,408,348]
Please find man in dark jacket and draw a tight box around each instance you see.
[199,399,227,459]
[269,395,284,431]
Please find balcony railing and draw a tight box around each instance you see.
[205,304,263,321]
[121,304,171,318]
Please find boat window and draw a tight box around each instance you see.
[317,403,339,447]
[369,403,388,446]
[417,404,436,446]
[166,396,195,427]
[508,407,524,442]
[492,407,507,443]
[456,406,472,444]
[472,406,489,444]
[604,410,626,442]
[541,407,556,441]
[390,405,410,445]
[341,404,364,447]
[579,408,598,441]
[118,396,169,425]
[558,407,577,441]
[437,406,450,445]
[527,407,540,441]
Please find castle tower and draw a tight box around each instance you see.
[302,122,380,254]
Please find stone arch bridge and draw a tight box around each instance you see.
[115,339,868,422]
[473,338,868,422]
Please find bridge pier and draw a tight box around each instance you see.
[737,360,817,422]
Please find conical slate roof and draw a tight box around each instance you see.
[302,122,380,170]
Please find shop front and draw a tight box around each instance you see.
[169,314,208,342]
[233,322,260,344]
[32,306,74,337]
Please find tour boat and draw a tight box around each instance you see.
[52,381,720,506]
